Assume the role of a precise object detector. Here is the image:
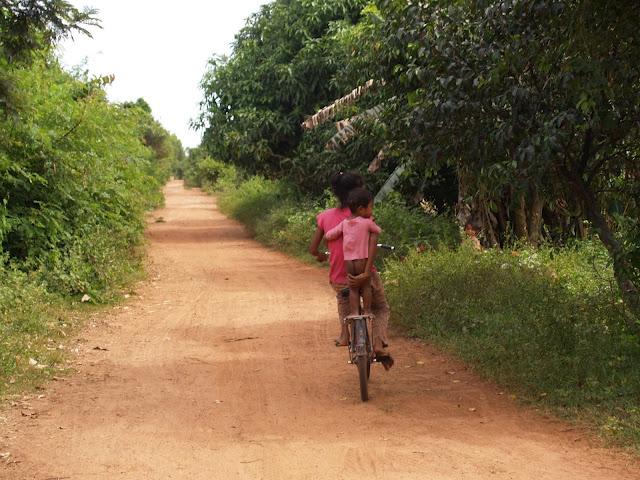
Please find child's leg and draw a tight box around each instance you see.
[331,283,350,346]
[370,272,390,353]
[361,275,373,314]
[345,260,360,316]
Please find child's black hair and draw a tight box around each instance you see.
[347,187,373,214]
[331,171,364,208]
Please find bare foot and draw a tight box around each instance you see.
[373,339,386,355]
[334,327,350,347]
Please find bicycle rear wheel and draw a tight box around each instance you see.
[352,317,370,402]
[357,355,369,402]
[366,326,371,380]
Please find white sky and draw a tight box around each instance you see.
[58,1,268,148]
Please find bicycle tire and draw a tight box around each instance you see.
[357,355,369,401]
[365,325,371,380]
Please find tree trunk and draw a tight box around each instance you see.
[482,205,500,247]
[456,166,472,227]
[568,169,640,332]
[514,192,528,241]
[527,185,544,245]
[575,217,586,239]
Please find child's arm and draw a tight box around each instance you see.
[324,222,343,241]
[348,226,379,288]
[309,226,327,262]
[365,219,381,272]
[363,231,379,274]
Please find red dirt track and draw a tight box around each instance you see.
[1,180,638,479]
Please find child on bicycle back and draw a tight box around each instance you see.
[309,172,393,369]
[324,188,381,319]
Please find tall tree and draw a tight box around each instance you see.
[361,0,640,325]
[197,0,367,176]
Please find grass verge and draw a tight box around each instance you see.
[0,243,147,399]
[383,244,640,449]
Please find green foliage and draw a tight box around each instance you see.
[39,222,144,301]
[217,175,292,235]
[384,244,640,447]
[0,0,98,63]
[183,153,239,190]
[362,0,640,319]
[255,205,318,258]
[197,0,368,178]
[123,97,184,184]
[0,57,181,301]
[374,193,460,256]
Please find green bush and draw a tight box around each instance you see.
[184,156,239,189]
[40,223,144,302]
[255,203,318,258]
[375,194,460,255]
[217,175,292,234]
[0,58,172,299]
[384,243,640,446]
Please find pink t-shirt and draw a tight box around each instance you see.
[325,217,382,261]
[317,208,351,284]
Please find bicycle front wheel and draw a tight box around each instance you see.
[357,355,369,402]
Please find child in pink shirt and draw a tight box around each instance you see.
[309,172,393,369]
[325,188,381,318]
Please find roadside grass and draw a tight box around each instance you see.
[0,245,147,400]
[192,157,640,450]
[0,265,73,397]
[383,244,640,449]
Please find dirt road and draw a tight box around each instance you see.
[1,180,638,479]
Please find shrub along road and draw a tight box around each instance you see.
[1,181,638,479]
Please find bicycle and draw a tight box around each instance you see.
[330,244,395,402]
